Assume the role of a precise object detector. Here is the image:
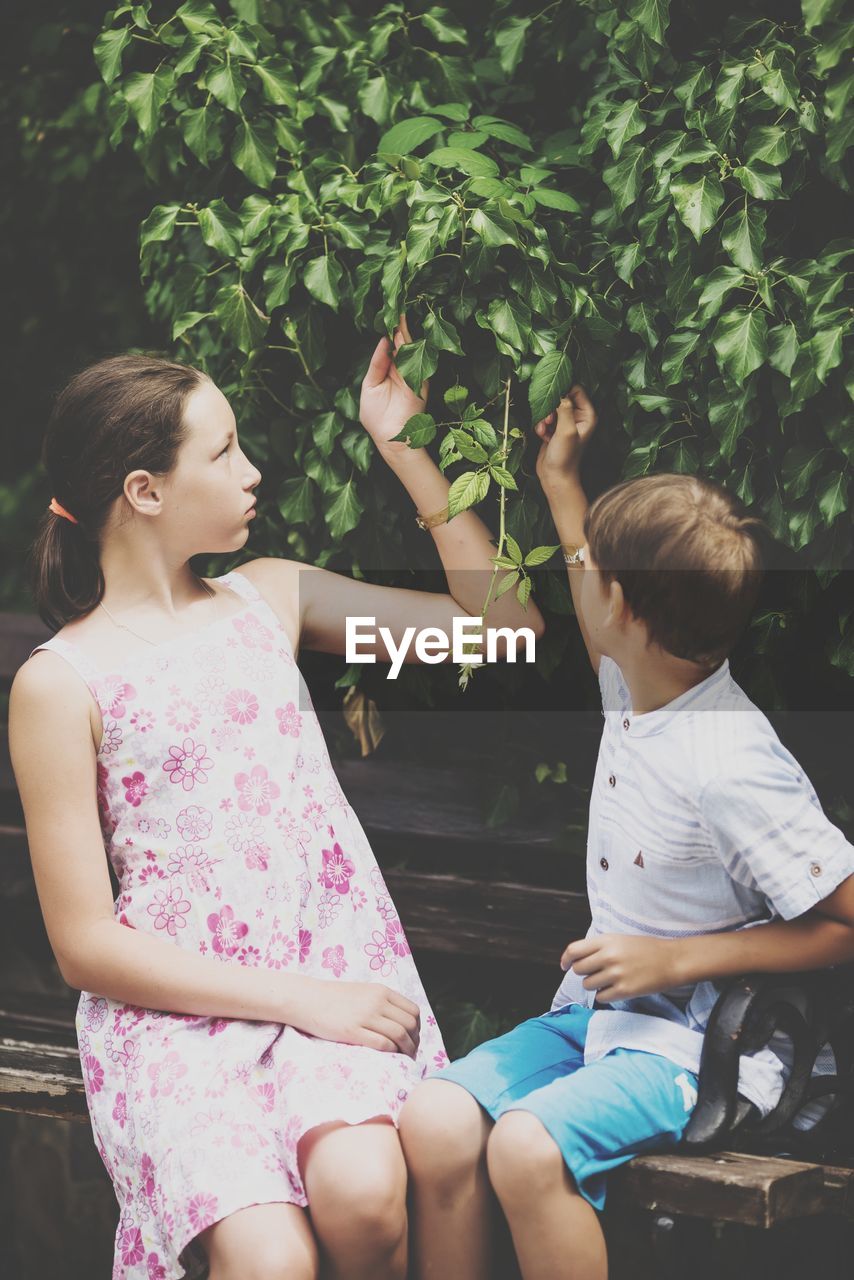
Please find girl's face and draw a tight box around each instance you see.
[160,378,262,554]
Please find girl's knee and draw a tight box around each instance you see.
[199,1203,318,1280]
[399,1079,491,1183]
[487,1110,566,1205]
[310,1162,407,1255]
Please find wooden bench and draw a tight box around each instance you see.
[2,609,852,1267]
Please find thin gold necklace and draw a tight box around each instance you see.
[98,577,217,647]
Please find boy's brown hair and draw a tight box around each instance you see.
[583,474,768,667]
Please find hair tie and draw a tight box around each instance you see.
[49,497,79,525]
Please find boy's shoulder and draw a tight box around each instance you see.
[602,655,799,791]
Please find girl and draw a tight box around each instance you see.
[9,318,543,1280]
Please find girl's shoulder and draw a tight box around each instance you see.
[231,557,305,648]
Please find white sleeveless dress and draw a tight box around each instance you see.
[31,569,447,1280]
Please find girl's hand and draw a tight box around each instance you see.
[534,385,598,496]
[560,933,680,1004]
[359,313,429,456]
[296,977,421,1058]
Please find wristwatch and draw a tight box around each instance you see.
[415,506,449,530]
[562,544,585,566]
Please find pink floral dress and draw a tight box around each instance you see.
[31,569,447,1280]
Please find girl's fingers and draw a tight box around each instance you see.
[398,312,412,344]
[388,990,421,1021]
[362,335,392,389]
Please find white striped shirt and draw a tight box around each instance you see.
[551,656,854,1119]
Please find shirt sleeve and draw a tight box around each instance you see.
[699,740,854,920]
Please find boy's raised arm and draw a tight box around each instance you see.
[534,386,600,672]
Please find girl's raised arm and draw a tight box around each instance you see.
[8,654,419,1054]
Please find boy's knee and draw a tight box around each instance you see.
[399,1079,491,1188]
[487,1110,566,1205]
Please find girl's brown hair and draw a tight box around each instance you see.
[583,473,769,667]
[30,353,208,631]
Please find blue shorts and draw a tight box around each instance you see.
[428,1005,699,1211]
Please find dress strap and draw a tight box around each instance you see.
[29,635,102,691]
[219,568,263,603]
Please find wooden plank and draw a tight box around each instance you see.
[0,1035,86,1121]
[610,1149,832,1228]
[385,868,589,963]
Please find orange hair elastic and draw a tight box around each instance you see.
[49,497,79,524]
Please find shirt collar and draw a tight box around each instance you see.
[622,658,731,738]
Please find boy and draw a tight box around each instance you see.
[398,387,854,1280]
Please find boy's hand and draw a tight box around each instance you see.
[534,385,598,495]
[561,933,680,1003]
[359,313,428,456]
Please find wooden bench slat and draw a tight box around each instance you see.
[610,1149,836,1228]
[0,1036,86,1121]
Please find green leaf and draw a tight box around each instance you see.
[768,322,799,376]
[390,413,437,448]
[424,309,463,355]
[123,69,174,136]
[720,202,766,271]
[494,17,530,73]
[489,465,518,490]
[139,204,180,255]
[504,534,523,565]
[304,255,344,310]
[359,75,391,125]
[324,479,364,540]
[180,105,221,165]
[171,311,210,340]
[447,469,490,518]
[627,301,659,349]
[817,470,848,527]
[425,147,499,177]
[602,144,647,214]
[395,339,439,394]
[176,0,221,34]
[744,125,792,166]
[231,118,276,188]
[252,58,297,107]
[452,430,489,463]
[205,60,245,112]
[278,476,316,525]
[732,162,784,200]
[469,208,517,247]
[421,9,467,44]
[670,173,724,242]
[444,384,469,407]
[494,569,520,600]
[378,116,444,155]
[530,188,581,213]
[517,576,532,608]
[94,26,132,84]
[761,65,799,113]
[660,330,703,385]
[605,100,645,158]
[524,544,559,567]
[698,266,745,313]
[313,411,342,459]
[213,282,269,353]
[528,351,573,423]
[628,0,671,44]
[198,199,242,256]
[707,379,758,459]
[802,0,844,29]
[712,307,768,382]
[782,446,825,499]
[810,327,844,383]
[487,296,530,353]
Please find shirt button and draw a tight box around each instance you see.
[623,718,630,730]
[608,774,616,788]
[810,863,822,877]
[600,857,609,871]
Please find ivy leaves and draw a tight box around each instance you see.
[94,0,853,681]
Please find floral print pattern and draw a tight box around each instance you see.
[35,570,445,1280]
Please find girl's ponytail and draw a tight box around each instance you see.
[29,353,208,631]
